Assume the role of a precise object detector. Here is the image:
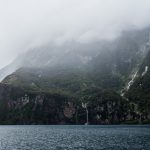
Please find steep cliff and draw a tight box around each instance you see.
[0,82,149,124]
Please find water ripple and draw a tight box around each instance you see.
[0,125,149,150]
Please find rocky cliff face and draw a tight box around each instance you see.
[0,84,77,124]
[0,83,149,124]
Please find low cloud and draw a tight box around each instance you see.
[0,0,150,68]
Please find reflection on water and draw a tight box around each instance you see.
[0,125,149,150]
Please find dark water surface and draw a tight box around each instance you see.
[0,125,149,150]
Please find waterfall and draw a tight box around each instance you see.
[82,102,89,125]
[121,32,150,97]
[126,71,138,91]
[142,66,148,76]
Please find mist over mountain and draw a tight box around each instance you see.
[1,0,150,68]
[0,27,150,124]
[0,1,150,124]
[1,27,149,80]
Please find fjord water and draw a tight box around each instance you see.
[0,125,149,150]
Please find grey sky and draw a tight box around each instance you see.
[0,0,150,69]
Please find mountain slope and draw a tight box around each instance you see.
[126,50,150,116]
[0,28,150,124]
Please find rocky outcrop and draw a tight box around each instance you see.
[0,82,149,124]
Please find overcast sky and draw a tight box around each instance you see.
[0,0,150,69]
